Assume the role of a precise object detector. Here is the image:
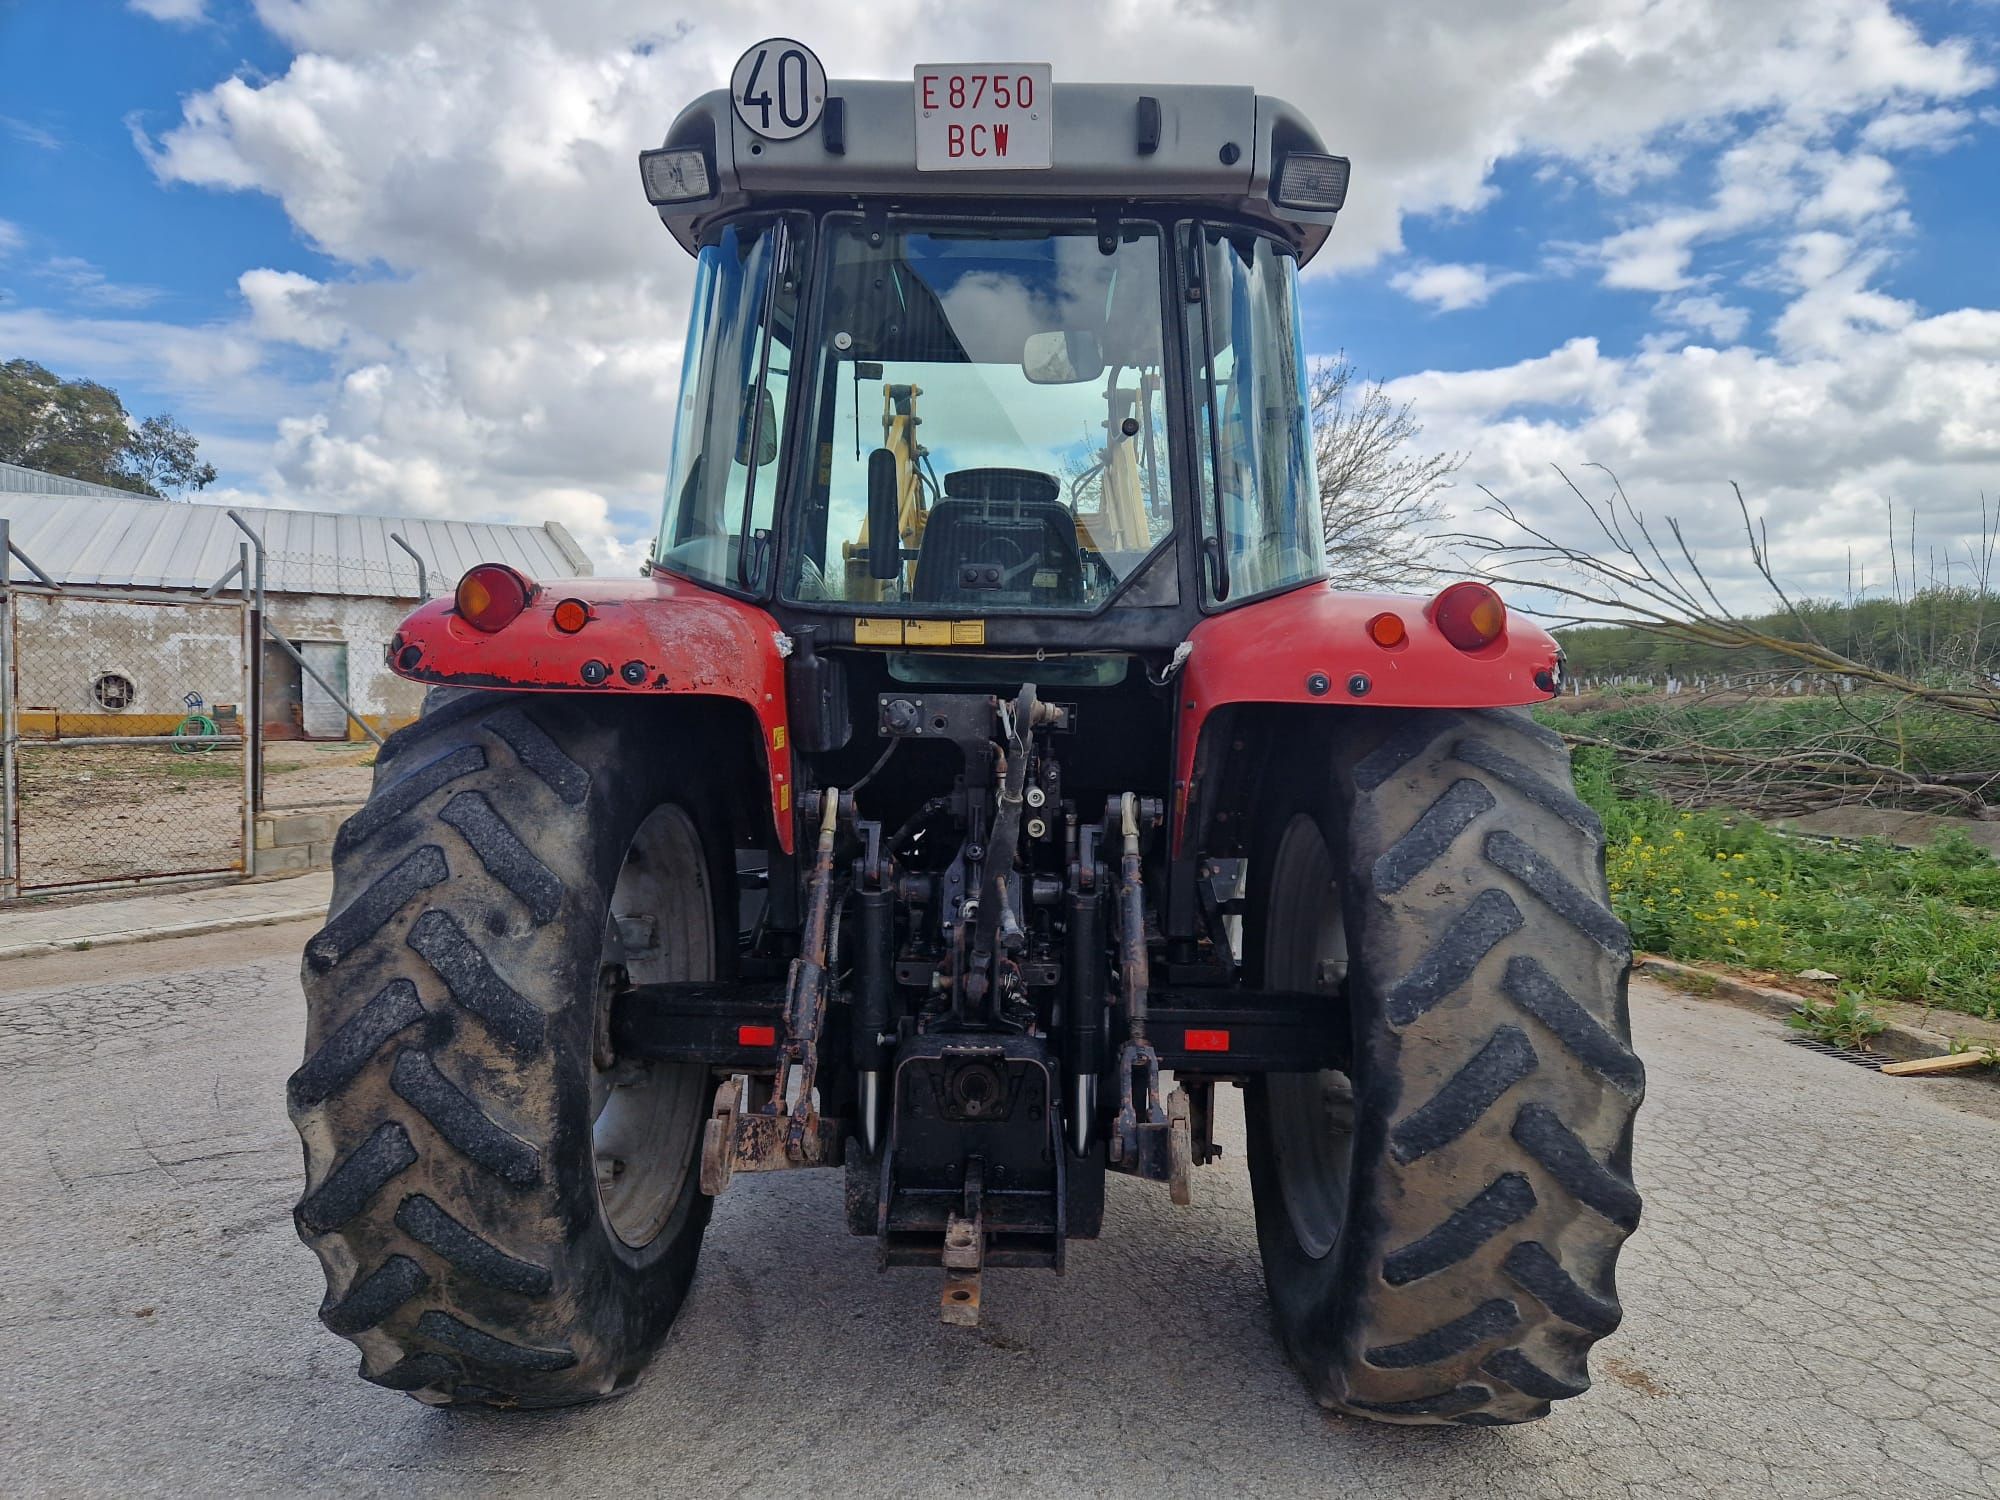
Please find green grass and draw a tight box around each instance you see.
[1573,747,2000,1020]
[1786,988,1888,1050]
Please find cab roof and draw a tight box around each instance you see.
[649,80,1343,264]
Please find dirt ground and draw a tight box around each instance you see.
[261,739,378,807]
[10,741,375,890]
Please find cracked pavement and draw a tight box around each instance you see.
[1,924,1996,1499]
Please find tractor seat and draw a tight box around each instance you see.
[911,469,1083,605]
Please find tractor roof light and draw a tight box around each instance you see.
[638,146,714,206]
[1273,153,1351,214]
[1431,581,1508,652]
[455,563,534,634]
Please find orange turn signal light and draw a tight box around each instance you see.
[1367,611,1407,648]
[455,563,533,634]
[1431,581,1508,652]
[552,598,590,634]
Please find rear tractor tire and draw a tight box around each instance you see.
[1245,708,1643,1425]
[289,691,728,1406]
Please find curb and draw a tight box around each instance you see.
[0,904,326,963]
[1632,956,1995,1078]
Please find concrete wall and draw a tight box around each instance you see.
[265,594,425,739]
[11,592,247,735]
[9,588,424,741]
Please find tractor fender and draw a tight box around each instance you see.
[1171,584,1562,852]
[387,574,796,851]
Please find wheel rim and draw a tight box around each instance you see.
[592,804,713,1251]
[1263,811,1354,1262]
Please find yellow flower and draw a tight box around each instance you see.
[1669,887,1682,895]
[1732,853,1746,861]
[1672,830,1686,840]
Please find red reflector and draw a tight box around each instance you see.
[738,1024,777,1047]
[1184,1028,1231,1053]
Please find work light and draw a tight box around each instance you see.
[638,147,714,206]
[1273,153,1351,213]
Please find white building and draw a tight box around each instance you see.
[0,462,591,739]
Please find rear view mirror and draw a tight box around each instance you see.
[1023,329,1104,384]
[867,448,901,580]
[736,386,779,467]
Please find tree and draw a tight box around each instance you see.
[0,359,136,491]
[124,413,217,498]
[1466,471,2000,818]
[1311,353,1464,588]
[0,358,215,498]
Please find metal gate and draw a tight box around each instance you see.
[0,575,253,896]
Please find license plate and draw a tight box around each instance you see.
[914,65,1053,171]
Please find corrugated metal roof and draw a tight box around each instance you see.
[0,460,154,502]
[0,473,594,598]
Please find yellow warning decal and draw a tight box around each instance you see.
[855,618,904,645]
[853,617,986,647]
[771,725,786,750]
[780,783,791,811]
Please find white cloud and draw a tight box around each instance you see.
[128,0,208,22]
[1660,295,1751,344]
[36,256,163,311]
[238,269,347,351]
[29,0,1991,581]
[1860,106,1976,152]
[1398,291,2000,604]
[1801,152,1902,226]
[1390,262,1527,312]
[0,304,291,419]
[0,219,22,259]
[0,116,60,151]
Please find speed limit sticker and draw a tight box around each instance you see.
[731,38,826,141]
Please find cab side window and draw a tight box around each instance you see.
[1183,225,1323,603]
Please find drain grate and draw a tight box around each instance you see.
[1784,1035,1885,1070]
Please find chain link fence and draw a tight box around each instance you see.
[0,518,437,895]
[1,586,252,892]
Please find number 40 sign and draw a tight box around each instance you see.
[731,39,827,142]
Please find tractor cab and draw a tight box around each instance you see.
[640,70,1352,653]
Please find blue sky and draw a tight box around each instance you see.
[1,0,1997,597]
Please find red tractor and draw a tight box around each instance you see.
[291,46,1640,1426]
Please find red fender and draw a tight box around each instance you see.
[1172,584,1562,851]
[389,574,796,851]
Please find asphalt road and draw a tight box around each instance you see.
[2,925,1997,1499]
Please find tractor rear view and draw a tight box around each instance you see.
[289,44,1641,1426]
